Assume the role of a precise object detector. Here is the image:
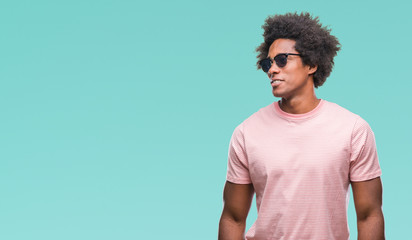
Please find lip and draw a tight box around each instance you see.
[270,79,284,87]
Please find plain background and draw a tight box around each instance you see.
[1,0,411,239]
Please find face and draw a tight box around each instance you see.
[266,39,317,100]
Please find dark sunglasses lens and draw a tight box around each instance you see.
[274,54,288,68]
[260,59,272,72]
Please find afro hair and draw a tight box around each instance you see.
[256,12,341,88]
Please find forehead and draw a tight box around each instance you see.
[268,39,297,57]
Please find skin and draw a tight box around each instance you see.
[218,38,385,239]
[352,177,385,239]
[267,38,319,114]
[218,182,254,240]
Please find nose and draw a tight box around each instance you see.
[267,61,280,77]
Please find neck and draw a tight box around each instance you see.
[279,92,320,114]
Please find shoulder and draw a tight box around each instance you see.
[323,100,359,118]
[322,100,365,123]
[236,102,275,129]
[322,100,375,134]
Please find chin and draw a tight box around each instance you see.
[272,89,283,98]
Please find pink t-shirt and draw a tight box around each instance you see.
[226,99,382,240]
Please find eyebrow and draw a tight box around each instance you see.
[267,52,300,58]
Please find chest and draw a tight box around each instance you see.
[244,121,352,189]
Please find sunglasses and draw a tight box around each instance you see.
[259,53,301,72]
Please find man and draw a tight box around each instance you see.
[218,12,384,240]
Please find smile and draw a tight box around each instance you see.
[271,80,283,87]
[271,80,283,84]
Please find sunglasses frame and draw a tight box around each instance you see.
[259,53,301,72]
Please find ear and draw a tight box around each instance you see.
[308,65,318,75]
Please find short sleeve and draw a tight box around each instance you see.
[349,117,382,182]
[226,124,252,184]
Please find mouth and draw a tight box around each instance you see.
[270,79,283,84]
[271,79,284,87]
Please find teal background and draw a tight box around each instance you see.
[1,0,411,239]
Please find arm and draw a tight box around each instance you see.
[351,177,385,240]
[218,181,254,240]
